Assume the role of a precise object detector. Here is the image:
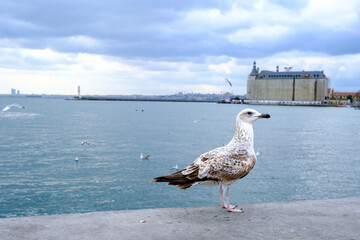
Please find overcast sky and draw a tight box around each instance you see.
[0,0,359,95]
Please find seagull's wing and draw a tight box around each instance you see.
[3,103,25,111]
[224,78,232,87]
[198,154,255,181]
[9,103,24,109]
[183,148,255,182]
[152,147,255,189]
[2,106,10,112]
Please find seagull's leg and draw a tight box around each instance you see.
[220,185,237,209]
[225,186,243,213]
[220,185,237,208]
[219,185,225,208]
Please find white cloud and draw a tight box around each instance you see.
[1,46,360,95]
[227,25,289,45]
[300,0,360,31]
[66,35,101,48]
[0,0,359,95]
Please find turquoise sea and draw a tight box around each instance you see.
[0,97,359,218]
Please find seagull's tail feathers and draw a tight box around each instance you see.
[151,167,215,190]
[151,169,194,189]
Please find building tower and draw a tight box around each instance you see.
[250,61,258,75]
[247,61,258,99]
[78,86,81,99]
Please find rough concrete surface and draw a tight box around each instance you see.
[1,198,359,240]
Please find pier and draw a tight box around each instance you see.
[1,198,359,240]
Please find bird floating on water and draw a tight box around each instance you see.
[2,103,25,112]
[152,108,270,213]
[189,116,200,123]
[171,164,179,170]
[140,153,150,160]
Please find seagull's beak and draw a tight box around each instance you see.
[258,114,270,119]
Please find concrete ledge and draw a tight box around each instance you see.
[1,198,359,240]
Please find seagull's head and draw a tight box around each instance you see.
[237,108,270,124]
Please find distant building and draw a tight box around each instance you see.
[247,61,329,102]
[17,90,20,95]
[11,88,16,95]
[328,89,360,105]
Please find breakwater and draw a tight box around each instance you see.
[67,96,216,103]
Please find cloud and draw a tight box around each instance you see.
[0,0,359,94]
[227,25,290,46]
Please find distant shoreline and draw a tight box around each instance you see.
[66,96,340,107]
[2,95,353,107]
[66,96,217,103]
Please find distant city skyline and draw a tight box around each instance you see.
[1,0,360,95]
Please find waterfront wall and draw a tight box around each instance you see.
[1,198,359,240]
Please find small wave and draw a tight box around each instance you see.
[0,112,41,119]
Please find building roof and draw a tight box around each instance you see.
[250,65,258,75]
[257,70,326,79]
[331,92,360,97]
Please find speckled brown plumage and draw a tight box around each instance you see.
[152,108,270,212]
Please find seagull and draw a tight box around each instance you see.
[171,164,179,170]
[140,153,150,160]
[75,157,79,161]
[81,141,90,145]
[152,108,270,213]
[2,103,25,112]
[224,78,232,87]
[189,116,199,123]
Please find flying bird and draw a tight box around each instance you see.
[2,103,25,112]
[224,78,232,87]
[140,153,150,160]
[81,141,90,145]
[152,108,270,213]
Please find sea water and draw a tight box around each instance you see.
[0,97,359,218]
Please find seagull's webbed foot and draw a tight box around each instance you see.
[224,185,244,213]
[222,204,237,209]
[226,207,244,213]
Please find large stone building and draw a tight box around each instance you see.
[247,61,329,102]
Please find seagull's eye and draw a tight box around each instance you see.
[247,111,253,115]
